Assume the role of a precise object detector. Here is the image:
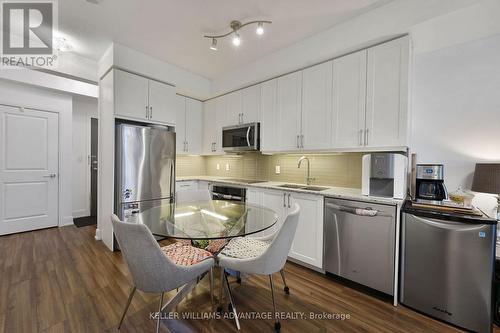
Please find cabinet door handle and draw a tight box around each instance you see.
[283,193,286,207]
[287,193,291,208]
[240,113,243,124]
[186,141,188,152]
[149,106,153,119]
[365,128,369,146]
[296,135,299,148]
[300,134,304,148]
[359,129,363,146]
[146,106,149,118]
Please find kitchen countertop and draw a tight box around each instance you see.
[177,176,404,206]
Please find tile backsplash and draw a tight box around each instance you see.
[177,152,363,188]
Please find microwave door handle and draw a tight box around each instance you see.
[246,126,251,147]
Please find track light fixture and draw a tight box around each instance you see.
[204,19,271,50]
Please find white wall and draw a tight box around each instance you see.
[0,80,74,226]
[98,43,212,100]
[72,96,98,218]
[411,33,500,216]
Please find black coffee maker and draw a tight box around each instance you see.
[415,164,448,203]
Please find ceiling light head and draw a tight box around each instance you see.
[209,38,218,51]
[232,31,241,46]
[256,22,264,35]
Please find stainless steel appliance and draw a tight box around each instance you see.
[115,122,176,224]
[361,153,407,199]
[400,201,497,333]
[415,164,447,203]
[222,122,260,152]
[324,197,396,295]
[210,184,246,202]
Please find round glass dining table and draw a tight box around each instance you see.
[135,200,279,240]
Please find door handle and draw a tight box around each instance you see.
[287,193,291,208]
[149,106,153,119]
[365,128,369,146]
[359,129,363,146]
[296,135,299,148]
[186,141,188,152]
[300,134,304,148]
[145,106,149,118]
[283,193,286,207]
[43,173,57,178]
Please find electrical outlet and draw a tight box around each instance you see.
[225,163,230,171]
[275,165,281,174]
[216,163,220,170]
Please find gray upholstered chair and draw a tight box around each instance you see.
[217,204,300,332]
[111,215,215,332]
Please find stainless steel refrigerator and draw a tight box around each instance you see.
[114,122,175,224]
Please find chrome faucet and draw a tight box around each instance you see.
[298,156,315,185]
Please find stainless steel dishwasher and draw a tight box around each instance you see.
[324,197,396,295]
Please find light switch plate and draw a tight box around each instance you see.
[275,165,281,174]
[225,163,230,171]
[216,163,220,170]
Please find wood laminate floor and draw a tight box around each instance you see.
[0,225,497,333]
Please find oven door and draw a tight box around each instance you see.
[222,123,259,152]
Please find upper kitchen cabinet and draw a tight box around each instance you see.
[174,95,186,154]
[114,69,149,120]
[301,61,333,150]
[185,98,202,154]
[225,85,261,125]
[225,90,242,125]
[202,99,217,155]
[277,71,302,151]
[260,79,279,152]
[365,37,409,148]
[241,85,261,124]
[176,95,202,155]
[148,79,176,124]
[114,69,176,125]
[214,96,227,154]
[332,50,367,148]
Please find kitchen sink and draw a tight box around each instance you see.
[277,184,329,192]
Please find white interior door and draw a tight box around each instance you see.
[0,105,59,235]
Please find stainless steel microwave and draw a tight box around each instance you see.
[222,122,260,152]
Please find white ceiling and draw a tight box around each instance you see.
[59,0,393,79]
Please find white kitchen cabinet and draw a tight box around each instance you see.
[175,96,202,155]
[185,98,202,154]
[174,95,186,154]
[260,79,278,152]
[241,85,261,124]
[148,79,176,124]
[225,90,242,126]
[332,50,367,148]
[301,61,333,150]
[176,180,198,192]
[214,96,227,154]
[261,189,287,237]
[114,69,176,125]
[365,37,409,148]
[288,192,324,268]
[277,71,302,151]
[198,181,210,191]
[202,99,217,155]
[114,70,149,120]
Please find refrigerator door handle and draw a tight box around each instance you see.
[170,161,175,199]
[409,214,487,231]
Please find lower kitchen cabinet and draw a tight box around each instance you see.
[288,192,324,268]
[255,188,324,269]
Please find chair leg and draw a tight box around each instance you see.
[280,269,290,294]
[210,267,214,308]
[217,268,224,313]
[224,272,241,330]
[118,286,136,329]
[269,275,281,332]
[156,292,164,333]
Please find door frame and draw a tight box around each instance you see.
[0,80,73,229]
